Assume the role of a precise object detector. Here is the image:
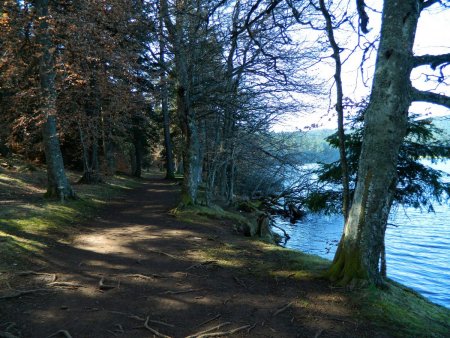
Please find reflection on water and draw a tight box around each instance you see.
[275,160,450,309]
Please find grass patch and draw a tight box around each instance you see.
[172,204,253,230]
[178,205,450,337]
[0,159,141,270]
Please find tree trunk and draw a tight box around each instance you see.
[159,9,175,179]
[36,0,75,200]
[327,0,419,286]
[133,127,143,178]
[160,0,201,206]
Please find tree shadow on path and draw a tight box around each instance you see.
[0,176,388,338]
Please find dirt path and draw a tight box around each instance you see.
[0,177,387,338]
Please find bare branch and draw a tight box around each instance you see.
[420,0,443,11]
[413,53,450,69]
[356,0,369,34]
[411,87,450,109]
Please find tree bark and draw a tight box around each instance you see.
[160,0,202,205]
[159,8,175,180]
[35,0,75,200]
[327,0,419,286]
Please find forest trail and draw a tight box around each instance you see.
[0,176,386,338]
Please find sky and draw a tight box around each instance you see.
[272,3,450,132]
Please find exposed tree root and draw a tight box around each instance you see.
[186,322,231,338]
[197,325,251,338]
[107,324,125,336]
[46,330,73,338]
[47,282,83,288]
[98,277,115,291]
[143,317,171,338]
[186,260,217,271]
[195,314,221,328]
[121,273,161,280]
[16,271,57,282]
[0,289,50,300]
[162,288,203,295]
[108,311,174,328]
[147,320,175,328]
[233,276,247,289]
[247,323,256,333]
[107,311,146,321]
[148,249,179,259]
[273,302,293,317]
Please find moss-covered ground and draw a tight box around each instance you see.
[175,204,450,337]
[1,160,449,337]
[0,157,140,270]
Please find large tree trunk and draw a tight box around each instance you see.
[327,0,419,286]
[160,0,201,206]
[159,10,175,180]
[35,0,75,200]
[132,126,144,178]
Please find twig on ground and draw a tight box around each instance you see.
[16,271,57,282]
[273,302,293,317]
[186,322,231,338]
[247,323,257,333]
[195,314,221,328]
[98,277,115,291]
[186,261,217,271]
[147,320,175,328]
[108,311,174,327]
[143,317,172,338]
[121,274,160,280]
[0,289,50,300]
[162,288,203,295]
[233,276,247,289]
[46,330,73,338]
[47,282,83,288]
[196,325,251,338]
[107,311,145,321]
[148,249,179,259]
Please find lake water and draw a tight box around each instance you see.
[274,161,450,309]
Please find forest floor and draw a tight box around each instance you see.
[0,168,449,337]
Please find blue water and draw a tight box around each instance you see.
[275,161,450,308]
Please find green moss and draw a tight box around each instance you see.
[356,281,450,337]
[0,171,140,270]
[173,204,253,230]
[181,209,450,337]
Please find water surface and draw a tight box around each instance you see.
[275,161,450,308]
